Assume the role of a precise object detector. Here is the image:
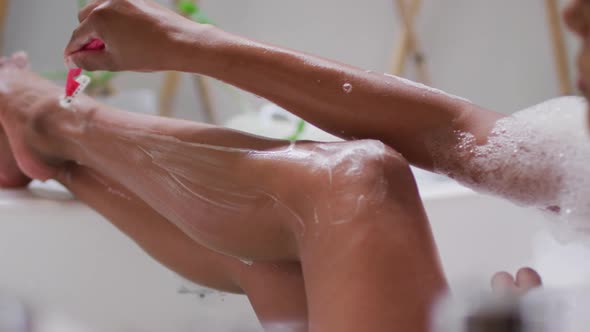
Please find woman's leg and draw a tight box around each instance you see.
[296,148,448,332]
[0,57,448,331]
[56,144,447,332]
[55,164,308,330]
[59,143,446,332]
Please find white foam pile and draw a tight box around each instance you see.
[437,97,590,231]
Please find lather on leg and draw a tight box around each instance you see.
[0,56,448,332]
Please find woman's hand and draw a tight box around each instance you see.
[492,267,542,295]
[64,0,206,72]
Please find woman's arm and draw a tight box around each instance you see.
[183,26,504,169]
[65,0,504,170]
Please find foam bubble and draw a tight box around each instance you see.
[432,97,590,230]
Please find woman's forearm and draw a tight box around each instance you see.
[64,0,503,171]
[177,28,567,213]
[179,26,503,169]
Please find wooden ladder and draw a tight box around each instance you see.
[159,0,217,123]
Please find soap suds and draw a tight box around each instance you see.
[86,170,132,201]
[432,97,590,230]
[239,259,254,266]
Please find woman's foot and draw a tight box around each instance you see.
[0,52,67,181]
[491,267,542,295]
[0,54,32,187]
[0,125,30,187]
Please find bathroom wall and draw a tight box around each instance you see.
[4,0,580,122]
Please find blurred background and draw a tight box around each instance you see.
[0,1,585,331]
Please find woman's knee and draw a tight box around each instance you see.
[289,140,418,232]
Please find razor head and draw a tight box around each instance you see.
[60,74,91,109]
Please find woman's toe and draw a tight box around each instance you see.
[11,52,29,69]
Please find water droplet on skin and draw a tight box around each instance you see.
[343,83,353,93]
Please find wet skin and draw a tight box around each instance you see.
[9,0,590,329]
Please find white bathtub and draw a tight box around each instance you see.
[0,178,556,332]
[0,184,261,332]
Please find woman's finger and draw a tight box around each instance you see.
[68,51,116,72]
[515,267,543,292]
[64,16,102,59]
[491,271,517,294]
[78,0,106,22]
